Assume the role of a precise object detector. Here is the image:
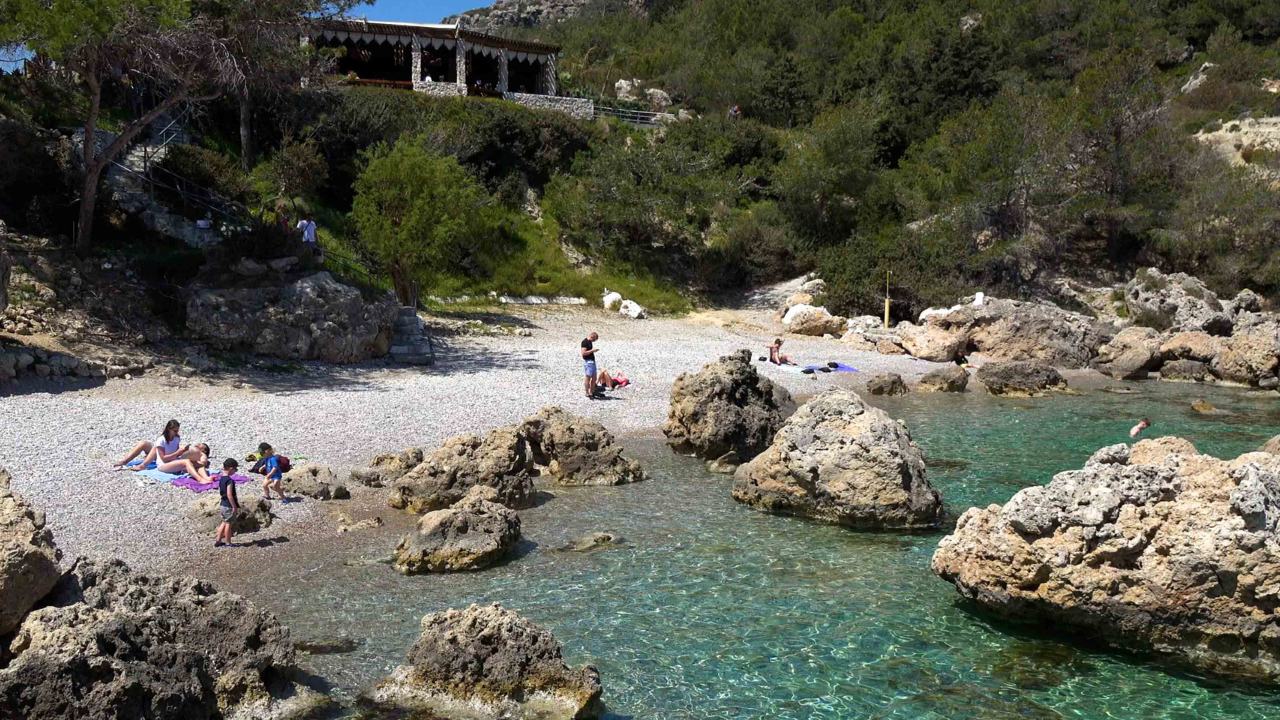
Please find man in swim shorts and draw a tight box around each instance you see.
[581,331,599,399]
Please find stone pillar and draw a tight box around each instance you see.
[455,41,467,94]
[411,36,422,89]
[541,55,558,96]
[299,35,311,88]
[498,50,509,94]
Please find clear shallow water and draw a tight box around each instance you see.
[239,382,1280,719]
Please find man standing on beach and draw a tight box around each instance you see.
[581,331,599,399]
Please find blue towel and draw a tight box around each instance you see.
[126,460,185,485]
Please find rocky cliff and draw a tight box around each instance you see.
[450,0,649,30]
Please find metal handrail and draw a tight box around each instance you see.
[594,105,670,127]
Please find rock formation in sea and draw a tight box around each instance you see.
[351,447,425,488]
[976,361,1069,397]
[0,468,61,636]
[866,372,908,396]
[186,272,398,363]
[389,427,537,512]
[393,486,522,574]
[933,438,1280,682]
[664,349,795,464]
[519,406,645,486]
[918,365,969,392]
[1092,326,1163,380]
[732,389,943,530]
[369,603,604,720]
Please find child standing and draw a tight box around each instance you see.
[215,458,240,548]
[252,442,287,501]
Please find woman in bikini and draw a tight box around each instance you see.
[146,443,214,483]
[115,419,186,469]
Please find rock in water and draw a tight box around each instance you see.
[283,464,349,500]
[911,298,1110,368]
[557,532,623,553]
[186,272,397,363]
[918,365,969,393]
[0,558,325,719]
[520,407,644,486]
[393,487,522,574]
[1093,326,1162,380]
[977,361,1069,397]
[932,438,1280,682]
[369,603,604,720]
[0,468,61,636]
[1191,398,1223,415]
[389,428,535,512]
[1212,320,1280,386]
[732,390,943,530]
[1159,331,1222,363]
[1124,267,1232,335]
[664,350,795,462]
[351,447,424,488]
[1159,359,1210,382]
[865,372,908,396]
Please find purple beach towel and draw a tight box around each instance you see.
[173,473,252,493]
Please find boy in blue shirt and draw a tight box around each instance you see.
[251,442,287,501]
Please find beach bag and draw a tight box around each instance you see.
[277,455,292,473]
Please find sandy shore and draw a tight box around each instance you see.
[0,300,943,573]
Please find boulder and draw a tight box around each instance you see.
[1159,331,1222,363]
[519,407,644,486]
[0,468,61,636]
[921,298,1110,368]
[370,603,603,720]
[645,87,672,112]
[186,272,398,363]
[1093,326,1162,380]
[388,428,535,513]
[1212,320,1280,386]
[876,338,907,355]
[615,78,640,101]
[393,487,522,574]
[230,257,267,277]
[918,365,970,393]
[896,322,965,362]
[706,451,740,474]
[663,349,795,462]
[1227,288,1264,317]
[600,291,622,311]
[0,558,324,719]
[932,439,1280,682]
[351,447,424,488]
[1159,359,1210,382]
[977,361,1069,397]
[865,372,908,396]
[618,299,647,319]
[282,464,348,501]
[186,495,273,534]
[1124,267,1232,335]
[782,304,845,336]
[732,390,943,529]
[1263,436,1280,455]
[779,292,813,316]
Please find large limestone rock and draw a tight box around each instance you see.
[932,439,1280,682]
[782,304,845,336]
[393,487,522,574]
[187,495,273,534]
[282,464,349,500]
[0,468,61,636]
[664,350,795,462]
[351,447,424,488]
[865,372,908,396]
[519,407,644,486]
[0,558,323,719]
[1124,267,1232,335]
[1160,359,1210,382]
[732,390,943,530]
[1160,331,1222,363]
[917,298,1110,368]
[977,361,1069,397]
[1212,320,1280,386]
[370,603,604,720]
[388,428,536,513]
[187,272,397,363]
[1093,326,1163,380]
[918,365,969,393]
[897,322,965,362]
[1263,436,1280,455]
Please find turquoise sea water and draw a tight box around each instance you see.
[252,382,1280,719]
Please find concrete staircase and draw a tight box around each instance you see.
[389,307,435,365]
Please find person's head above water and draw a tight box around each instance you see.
[1140,418,1151,427]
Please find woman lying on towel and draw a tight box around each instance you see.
[596,369,631,392]
[130,442,213,483]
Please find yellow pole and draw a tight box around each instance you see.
[883,271,892,329]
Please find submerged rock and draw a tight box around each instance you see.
[706,451,741,474]
[0,558,325,720]
[664,349,795,462]
[351,447,424,488]
[865,372,908,396]
[393,487,521,574]
[0,468,61,636]
[557,532,624,553]
[732,389,943,530]
[932,438,1280,682]
[976,361,1069,397]
[389,428,535,513]
[369,603,604,720]
[520,407,644,486]
[918,365,969,393]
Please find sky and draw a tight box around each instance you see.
[352,1,488,23]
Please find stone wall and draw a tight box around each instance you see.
[413,81,465,97]
[502,92,594,120]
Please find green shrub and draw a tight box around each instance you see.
[154,145,251,203]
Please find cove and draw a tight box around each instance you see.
[222,382,1280,719]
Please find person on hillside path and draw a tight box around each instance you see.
[296,215,321,260]
[215,458,241,548]
[581,331,599,399]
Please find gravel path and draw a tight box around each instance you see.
[0,300,943,573]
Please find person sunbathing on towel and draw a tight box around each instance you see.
[131,442,213,483]
[768,339,796,365]
[596,369,631,392]
[115,419,186,468]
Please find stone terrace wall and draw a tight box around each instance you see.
[504,92,594,120]
[414,81,465,97]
